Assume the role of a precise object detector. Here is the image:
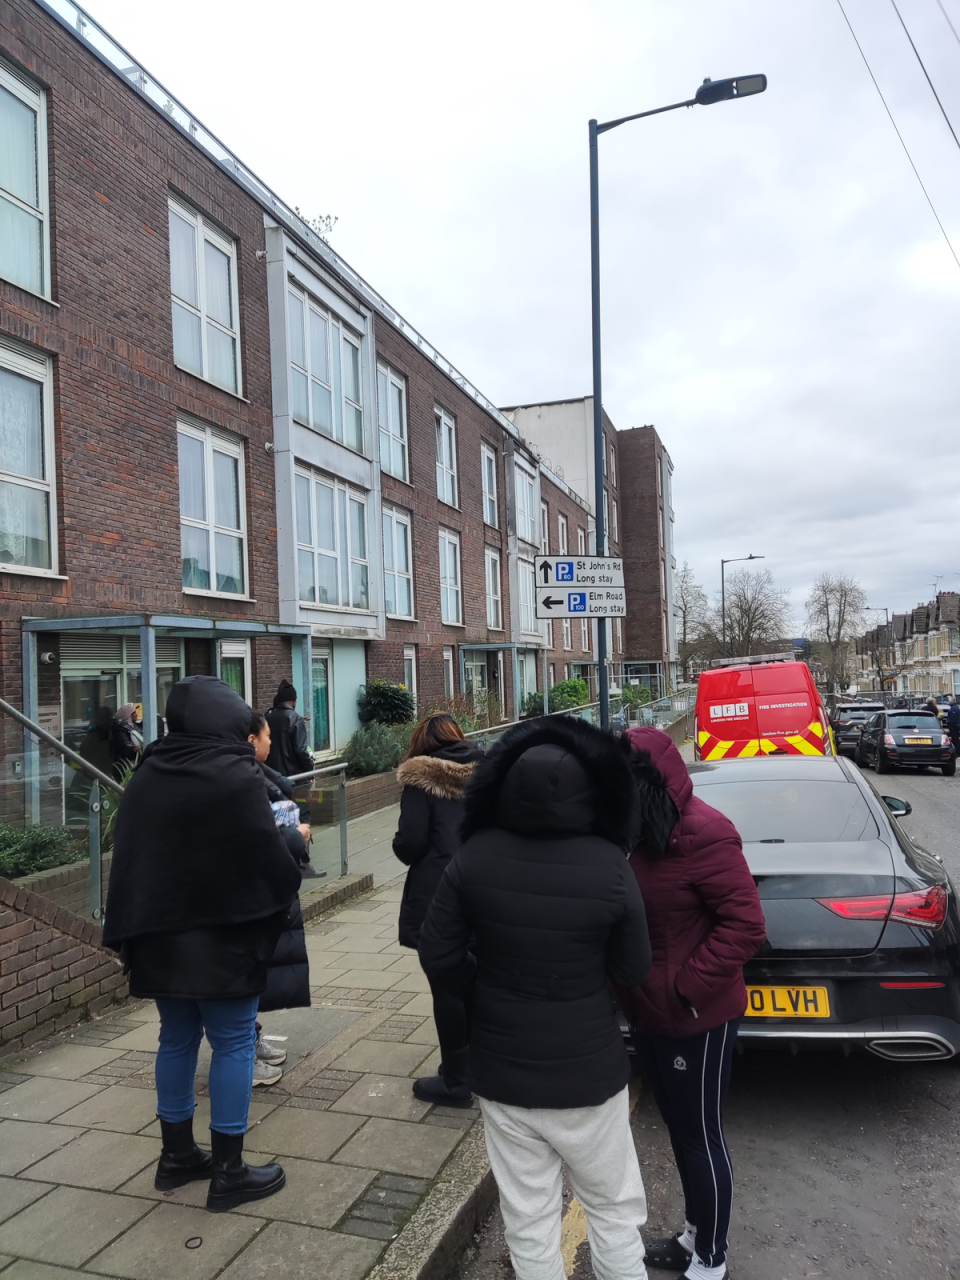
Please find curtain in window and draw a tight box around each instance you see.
[0,367,43,479]
[312,658,330,751]
[0,478,48,568]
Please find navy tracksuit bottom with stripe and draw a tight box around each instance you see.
[632,1018,741,1270]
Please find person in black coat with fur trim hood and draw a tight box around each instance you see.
[392,713,484,1107]
[419,717,653,1280]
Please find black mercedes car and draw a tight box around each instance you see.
[691,755,960,1061]
[855,709,956,776]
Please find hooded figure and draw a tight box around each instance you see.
[419,716,651,1280]
[104,676,300,1215]
[265,679,314,778]
[619,727,766,1280]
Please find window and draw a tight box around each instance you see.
[602,490,609,552]
[540,502,549,554]
[0,342,55,573]
[312,653,331,752]
[581,618,590,651]
[549,663,556,687]
[439,528,462,623]
[178,423,246,596]
[169,199,240,395]
[404,645,418,703]
[602,439,607,476]
[288,286,363,453]
[443,646,455,698]
[383,506,413,617]
[219,640,251,704]
[519,559,536,633]
[609,443,617,487]
[614,617,623,653]
[515,462,537,545]
[578,526,586,555]
[558,514,568,555]
[544,619,554,649]
[378,364,408,481]
[485,547,502,629]
[0,63,49,297]
[436,408,458,505]
[611,498,619,543]
[563,618,572,650]
[295,469,369,609]
[564,663,570,681]
[481,444,498,525]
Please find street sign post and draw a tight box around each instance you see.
[534,556,626,619]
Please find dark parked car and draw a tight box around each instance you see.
[856,710,956,776]
[690,755,960,1061]
[832,702,885,756]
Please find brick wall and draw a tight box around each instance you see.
[618,426,669,668]
[0,876,128,1058]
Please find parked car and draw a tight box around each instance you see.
[691,754,960,1060]
[694,659,832,761]
[832,702,886,756]
[856,710,956,776]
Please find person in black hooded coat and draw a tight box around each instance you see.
[418,717,652,1280]
[103,676,301,1214]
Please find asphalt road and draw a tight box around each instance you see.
[449,759,960,1280]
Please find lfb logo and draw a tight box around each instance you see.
[710,702,748,719]
[568,593,587,613]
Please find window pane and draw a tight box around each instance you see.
[168,210,198,306]
[312,381,333,434]
[295,474,311,545]
[288,292,305,368]
[206,324,237,393]
[317,552,338,604]
[181,522,209,589]
[312,657,330,751]
[292,368,309,424]
[342,338,360,404]
[395,520,409,573]
[331,322,343,441]
[310,310,329,384]
[337,487,349,602]
[172,301,202,375]
[0,86,38,206]
[220,656,245,700]
[0,196,41,294]
[213,449,240,529]
[0,367,43,480]
[392,437,406,482]
[0,478,48,568]
[352,560,368,610]
[214,532,244,593]
[391,383,404,438]
[203,239,232,327]
[177,432,206,520]
[316,482,335,551]
[349,497,366,560]
[297,547,316,601]
[384,569,396,615]
[345,402,363,453]
[377,368,388,429]
[382,512,394,571]
[397,576,412,617]
[379,429,391,471]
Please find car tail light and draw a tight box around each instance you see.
[879,981,945,989]
[884,733,896,746]
[941,734,951,746]
[817,886,947,929]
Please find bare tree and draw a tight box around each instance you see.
[713,568,792,657]
[674,562,709,681]
[805,572,867,693]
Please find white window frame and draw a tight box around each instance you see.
[562,619,572,651]
[519,558,536,633]
[382,504,414,618]
[609,443,617,487]
[614,617,623,654]
[611,498,619,543]
[436,407,458,506]
[0,339,57,577]
[544,619,554,650]
[403,645,418,703]
[515,461,538,545]
[602,490,610,553]
[558,513,568,555]
[377,363,408,481]
[294,467,370,611]
[0,62,50,299]
[581,618,590,652]
[218,639,252,705]
[443,646,455,698]
[485,547,502,630]
[177,421,249,599]
[168,197,242,396]
[578,526,586,555]
[439,527,462,624]
[540,502,549,554]
[288,284,364,454]
[549,663,556,687]
[481,443,498,526]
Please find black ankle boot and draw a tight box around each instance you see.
[205,1129,285,1212]
[155,1117,213,1191]
[412,1047,474,1109]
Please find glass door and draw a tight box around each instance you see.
[312,656,331,752]
[62,673,119,826]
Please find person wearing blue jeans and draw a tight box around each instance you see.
[104,676,302,1212]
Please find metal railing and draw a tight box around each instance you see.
[622,691,694,732]
[285,763,349,878]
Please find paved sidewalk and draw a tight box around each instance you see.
[0,870,484,1280]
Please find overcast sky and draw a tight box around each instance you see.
[86,0,960,629]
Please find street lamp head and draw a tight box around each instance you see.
[695,74,767,106]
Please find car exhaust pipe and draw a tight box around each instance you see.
[866,1036,954,1061]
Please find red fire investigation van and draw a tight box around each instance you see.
[694,655,833,761]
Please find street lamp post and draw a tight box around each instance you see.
[589,74,766,728]
[721,554,765,658]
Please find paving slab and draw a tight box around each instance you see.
[21,1130,160,1192]
[403,1023,439,1047]
[0,1079,103,1124]
[332,1076,431,1123]
[0,1186,152,1267]
[231,1157,373,1228]
[0,1262,98,1279]
[51,1086,159,1135]
[243,1106,364,1160]
[329,1040,432,1078]
[308,951,398,973]
[14,1046,125,1082]
[326,971,399,991]
[397,993,435,1018]
[0,1121,85,1177]
[113,1163,211,1209]
[217,1220,382,1280]
[87,1202,261,1280]
[97,1025,161,1053]
[384,972,432,994]
[0,1179,52,1229]
[332,1118,460,1179]
[320,938,391,955]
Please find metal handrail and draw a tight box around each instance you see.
[462,700,609,740]
[286,762,346,784]
[0,695,124,796]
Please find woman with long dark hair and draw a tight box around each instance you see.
[392,712,483,1106]
[619,727,766,1280]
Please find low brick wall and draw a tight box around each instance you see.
[0,876,128,1058]
[310,771,401,825]
[12,857,110,921]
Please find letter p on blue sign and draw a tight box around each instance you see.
[569,592,587,613]
[556,561,574,582]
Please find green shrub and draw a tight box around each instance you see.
[520,691,549,718]
[0,822,85,880]
[383,721,415,759]
[621,683,652,709]
[548,678,590,712]
[342,722,405,777]
[418,696,485,735]
[357,680,416,726]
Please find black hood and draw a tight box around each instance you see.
[462,717,639,847]
[165,675,250,740]
[431,739,485,765]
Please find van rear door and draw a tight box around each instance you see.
[696,668,760,759]
[753,665,824,755]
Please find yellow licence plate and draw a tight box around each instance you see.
[745,986,830,1018]
[905,738,932,744]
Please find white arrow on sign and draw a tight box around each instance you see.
[535,555,624,588]
[535,587,626,619]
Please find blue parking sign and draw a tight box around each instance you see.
[556,561,574,582]
[569,592,587,613]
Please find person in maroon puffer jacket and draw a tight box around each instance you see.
[619,727,766,1280]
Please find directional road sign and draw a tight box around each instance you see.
[536,587,626,619]
[535,555,624,588]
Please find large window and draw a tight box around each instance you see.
[485,548,502,630]
[0,343,55,572]
[169,199,240,395]
[383,506,413,617]
[515,462,537,545]
[436,408,458,506]
[519,559,536,633]
[562,619,572,650]
[378,364,408,481]
[288,287,363,453]
[439,528,462,624]
[581,619,591,652]
[481,444,498,526]
[558,513,568,555]
[0,63,49,297]
[177,423,246,596]
[295,469,369,610]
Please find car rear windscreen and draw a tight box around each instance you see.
[696,780,879,843]
[887,715,941,731]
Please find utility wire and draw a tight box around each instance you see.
[934,0,960,50]
[835,0,960,270]
[889,0,960,153]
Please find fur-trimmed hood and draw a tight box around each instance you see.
[462,717,639,848]
[396,743,482,800]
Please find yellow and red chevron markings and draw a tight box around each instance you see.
[697,720,829,761]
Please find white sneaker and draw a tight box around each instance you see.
[252,1058,283,1087]
[255,1033,287,1066]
